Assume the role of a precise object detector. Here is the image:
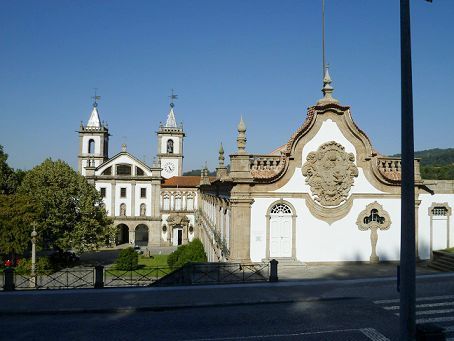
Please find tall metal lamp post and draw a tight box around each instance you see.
[400,0,432,339]
[30,224,37,287]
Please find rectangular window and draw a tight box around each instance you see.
[140,188,146,198]
[120,188,127,198]
[100,188,106,198]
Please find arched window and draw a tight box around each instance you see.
[163,193,170,211]
[140,203,146,216]
[101,166,112,175]
[120,203,126,216]
[88,139,95,154]
[136,167,144,176]
[270,203,292,214]
[175,193,182,211]
[186,193,194,211]
[167,139,174,154]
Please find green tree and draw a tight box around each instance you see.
[115,247,139,270]
[18,159,114,252]
[0,193,40,261]
[0,145,19,194]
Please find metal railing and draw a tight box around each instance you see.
[1,259,279,291]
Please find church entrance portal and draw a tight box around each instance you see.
[135,224,149,247]
[116,224,129,245]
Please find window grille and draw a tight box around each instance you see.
[116,164,132,176]
[270,203,292,214]
[432,207,448,216]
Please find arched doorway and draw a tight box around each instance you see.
[135,224,149,247]
[269,203,293,258]
[116,224,129,245]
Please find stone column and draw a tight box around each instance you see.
[131,182,136,217]
[111,181,116,217]
[229,196,254,262]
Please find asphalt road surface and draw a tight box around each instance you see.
[2,275,454,340]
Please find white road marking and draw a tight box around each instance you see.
[184,328,390,341]
[374,294,454,305]
[416,316,454,324]
[384,301,454,310]
[444,325,454,332]
[396,308,454,317]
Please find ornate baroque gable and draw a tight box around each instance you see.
[302,141,358,206]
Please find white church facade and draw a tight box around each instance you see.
[78,73,454,263]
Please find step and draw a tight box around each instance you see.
[428,263,453,272]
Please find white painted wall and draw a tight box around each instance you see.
[250,197,401,262]
[96,182,112,215]
[135,183,152,217]
[115,183,132,216]
[418,193,454,260]
[274,119,384,195]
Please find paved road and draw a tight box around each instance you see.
[1,298,396,340]
[2,274,453,340]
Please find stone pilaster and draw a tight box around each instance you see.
[149,162,162,247]
[229,193,254,262]
[131,182,136,217]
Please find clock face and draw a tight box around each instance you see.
[163,162,175,173]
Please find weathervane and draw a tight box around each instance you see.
[169,89,178,108]
[92,88,101,107]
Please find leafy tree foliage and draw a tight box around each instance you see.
[0,193,40,261]
[167,238,207,268]
[115,247,139,270]
[392,148,454,180]
[0,145,20,194]
[18,159,115,252]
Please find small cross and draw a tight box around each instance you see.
[169,89,178,107]
[92,88,101,107]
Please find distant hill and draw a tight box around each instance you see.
[391,148,454,180]
[183,169,216,176]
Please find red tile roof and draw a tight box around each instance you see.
[162,176,201,188]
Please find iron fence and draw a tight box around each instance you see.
[190,262,269,284]
[14,269,94,290]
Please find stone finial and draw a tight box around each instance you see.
[236,116,247,153]
[121,143,127,152]
[317,65,339,105]
[218,143,225,166]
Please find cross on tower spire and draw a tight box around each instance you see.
[92,88,101,108]
[169,89,178,108]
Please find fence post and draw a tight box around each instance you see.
[269,259,278,282]
[94,265,104,289]
[3,268,15,291]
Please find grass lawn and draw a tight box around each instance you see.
[444,247,454,254]
[138,254,169,267]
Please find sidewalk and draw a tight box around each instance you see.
[0,262,448,315]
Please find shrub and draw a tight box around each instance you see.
[115,247,139,270]
[167,238,207,268]
[14,257,54,274]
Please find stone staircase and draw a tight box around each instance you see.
[429,251,454,272]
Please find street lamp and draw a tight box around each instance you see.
[30,224,37,287]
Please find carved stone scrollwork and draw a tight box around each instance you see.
[356,201,391,263]
[302,141,358,206]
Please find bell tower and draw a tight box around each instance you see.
[78,95,109,175]
[157,90,185,179]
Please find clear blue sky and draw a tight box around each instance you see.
[1,0,453,172]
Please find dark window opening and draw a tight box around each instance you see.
[167,139,174,154]
[101,167,112,175]
[100,188,106,198]
[88,139,95,154]
[117,164,132,175]
[120,188,127,198]
[136,167,144,176]
[140,188,146,198]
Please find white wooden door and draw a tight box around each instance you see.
[270,215,292,258]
